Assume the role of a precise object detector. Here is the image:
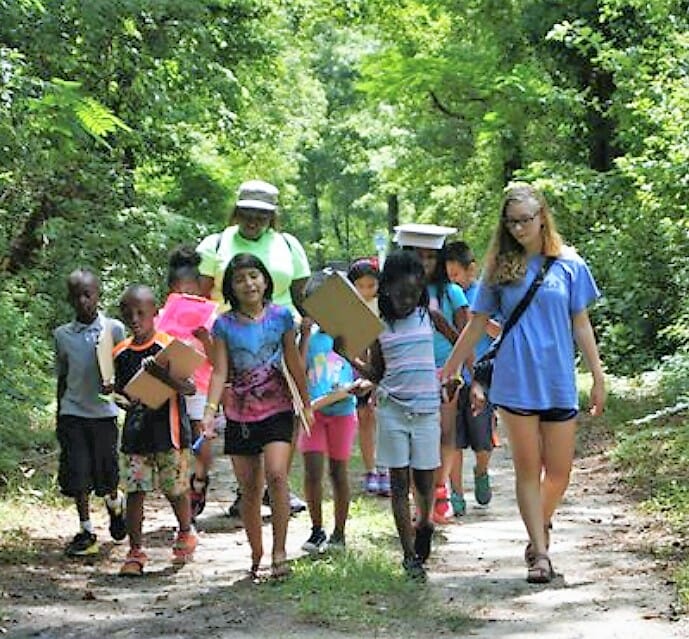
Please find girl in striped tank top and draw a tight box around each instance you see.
[352,250,440,581]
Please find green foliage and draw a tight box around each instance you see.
[0,286,54,485]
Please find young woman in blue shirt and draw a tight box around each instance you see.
[442,183,605,584]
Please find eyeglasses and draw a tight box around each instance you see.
[503,212,539,229]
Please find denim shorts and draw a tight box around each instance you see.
[375,395,440,470]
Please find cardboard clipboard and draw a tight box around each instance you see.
[124,339,205,409]
[302,272,384,361]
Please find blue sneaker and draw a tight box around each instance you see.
[377,470,391,497]
[474,469,492,506]
[450,490,466,517]
[363,472,379,494]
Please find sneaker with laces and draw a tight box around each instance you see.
[289,492,307,515]
[474,469,492,506]
[190,474,209,520]
[326,532,346,552]
[65,531,99,557]
[432,484,453,523]
[377,470,391,497]
[172,528,198,564]
[450,490,466,517]
[414,522,434,563]
[106,496,127,542]
[301,527,327,554]
[363,472,379,494]
[402,555,427,581]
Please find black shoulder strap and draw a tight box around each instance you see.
[282,232,294,255]
[215,230,224,253]
[493,256,556,353]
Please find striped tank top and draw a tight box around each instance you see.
[378,308,439,413]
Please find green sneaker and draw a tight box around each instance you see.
[474,469,492,505]
[450,490,466,517]
[65,531,99,557]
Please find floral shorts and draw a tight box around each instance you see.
[122,449,190,498]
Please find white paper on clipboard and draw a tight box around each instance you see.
[96,316,115,386]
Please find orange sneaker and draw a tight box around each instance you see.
[432,484,454,524]
[120,548,148,576]
[172,528,197,564]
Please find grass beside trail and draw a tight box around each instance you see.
[251,495,474,635]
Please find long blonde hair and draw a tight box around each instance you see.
[483,183,562,285]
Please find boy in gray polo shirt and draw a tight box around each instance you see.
[54,269,127,556]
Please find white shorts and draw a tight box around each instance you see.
[184,393,207,421]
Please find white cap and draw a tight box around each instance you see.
[236,180,279,212]
[393,223,457,250]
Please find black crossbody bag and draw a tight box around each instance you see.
[473,256,556,388]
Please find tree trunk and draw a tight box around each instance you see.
[0,194,58,274]
[310,189,324,269]
[386,193,399,249]
[583,64,617,172]
[123,145,136,207]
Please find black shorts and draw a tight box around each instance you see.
[224,411,294,456]
[56,415,119,498]
[456,385,494,452]
[496,405,578,422]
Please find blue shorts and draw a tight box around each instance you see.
[374,395,440,471]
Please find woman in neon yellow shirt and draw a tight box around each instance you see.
[197,180,311,315]
[196,180,311,518]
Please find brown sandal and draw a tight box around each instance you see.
[527,553,554,584]
[524,522,551,564]
[271,556,291,580]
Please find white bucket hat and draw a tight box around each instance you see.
[236,180,279,212]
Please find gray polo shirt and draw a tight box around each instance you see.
[54,313,126,419]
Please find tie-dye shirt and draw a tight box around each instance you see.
[212,304,294,422]
[377,308,439,413]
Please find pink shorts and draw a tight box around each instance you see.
[298,411,358,461]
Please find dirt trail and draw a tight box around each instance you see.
[2,432,687,638]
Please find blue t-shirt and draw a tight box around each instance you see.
[427,282,469,368]
[471,248,600,410]
[461,282,495,385]
[306,328,356,417]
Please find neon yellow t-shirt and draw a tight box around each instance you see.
[196,226,311,314]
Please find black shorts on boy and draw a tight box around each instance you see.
[57,415,119,497]
[456,384,494,452]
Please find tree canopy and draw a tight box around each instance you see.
[2,0,689,478]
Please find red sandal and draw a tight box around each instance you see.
[119,548,148,576]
